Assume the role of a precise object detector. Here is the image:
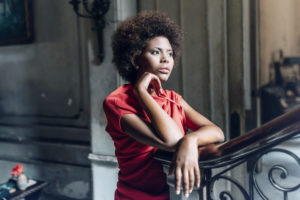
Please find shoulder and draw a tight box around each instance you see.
[103,84,133,108]
[103,84,141,115]
[164,89,182,103]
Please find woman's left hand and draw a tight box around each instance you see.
[169,135,200,197]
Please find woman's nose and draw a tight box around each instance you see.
[160,53,169,63]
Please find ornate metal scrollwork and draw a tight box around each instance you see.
[250,148,300,200]
[205,147,300,200]
[208,175,250,200]
[219,191,234,200]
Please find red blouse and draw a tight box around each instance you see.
[103,84,188,200]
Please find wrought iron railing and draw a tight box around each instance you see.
[155,106,300,200]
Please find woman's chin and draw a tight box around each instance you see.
[158,75,170,83]
[159,78,168,83]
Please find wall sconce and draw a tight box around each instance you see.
[69,0,110,63]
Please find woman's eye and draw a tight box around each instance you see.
[150,50,159,55]
[168,52,173,57]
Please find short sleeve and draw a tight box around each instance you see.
[103,96,142,134]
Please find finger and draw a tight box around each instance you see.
[183,168,189,197]
[189,169,194,193]
[194,167,201,188]
[168,164,174,176]
[169,153,177,176]
[149,74,161,86]
[150,77,162,94]
[175,167,182,195]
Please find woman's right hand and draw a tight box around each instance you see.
[134,72,162,96]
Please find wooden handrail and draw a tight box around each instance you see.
[218,106,300,154]
[155,106,300,169]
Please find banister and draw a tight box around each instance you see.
[155,106,300,168]
[217,106,300,155]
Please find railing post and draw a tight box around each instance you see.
[248,161,254,200]
[204,169,212,200]
[247,155,259,200]
[197,169,205,200]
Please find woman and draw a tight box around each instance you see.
[103,11,224,200]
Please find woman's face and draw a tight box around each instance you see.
[136,36,174,83]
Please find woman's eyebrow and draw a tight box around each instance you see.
[153,47,173,52]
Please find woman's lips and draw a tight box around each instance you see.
[159,67,170,74]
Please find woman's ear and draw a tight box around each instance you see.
[131,56,139,70]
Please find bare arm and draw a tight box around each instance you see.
[121,72,183,151]
[121,114,180,152]
[171,98,224,197]
[134,73,184,147]
[180,98,224,145]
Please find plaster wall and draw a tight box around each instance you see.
[0,1,91,199]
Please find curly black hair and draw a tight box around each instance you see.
[112,11,183,83]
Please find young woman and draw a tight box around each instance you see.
[103,11,224,200]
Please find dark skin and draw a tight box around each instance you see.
[120,36,224,197]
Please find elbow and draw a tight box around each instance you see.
[162,135,183,152]
[158,142,177,152]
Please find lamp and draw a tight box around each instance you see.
[69,0,110,63]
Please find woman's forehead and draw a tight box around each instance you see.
[146,36,172,49]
